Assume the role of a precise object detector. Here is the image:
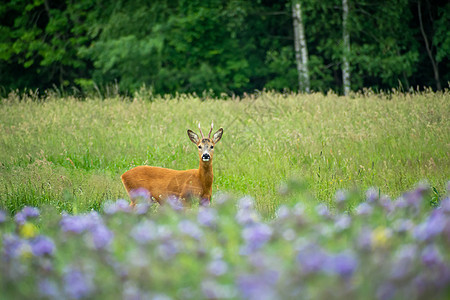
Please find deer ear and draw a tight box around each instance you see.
[212,128,223,144]
[187,130,199,144]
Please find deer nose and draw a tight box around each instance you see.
[202,153,210,161]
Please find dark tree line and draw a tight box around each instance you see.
[0,0,448,96]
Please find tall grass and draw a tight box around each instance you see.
[0,90,448,216]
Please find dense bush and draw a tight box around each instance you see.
[1,183,449,299]
[1,0,448,94]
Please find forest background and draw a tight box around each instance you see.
[1,0,448,96]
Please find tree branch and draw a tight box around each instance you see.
[418,1,441,90]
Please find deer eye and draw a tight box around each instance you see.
[210,145,214,149]
[198,145,202,149]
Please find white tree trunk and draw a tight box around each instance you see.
[292,1,310,93]
[342,0,350,95]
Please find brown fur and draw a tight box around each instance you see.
[121,127,222,206]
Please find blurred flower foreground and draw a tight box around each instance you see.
[1,183,450,300]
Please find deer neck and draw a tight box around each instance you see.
[198,161,213,191]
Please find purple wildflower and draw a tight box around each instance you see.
[275,205,290,220]
[416,181,431,194]
[14,206,40,225]
[315,203,331,218]
[60,212,112,250]
[60,214,86,234]
[60,211,103,234]
[379,195,394,213]
[122,281,143,300]
[134,203,150,215]
[403,183,429,212]
[297,243,329,274]
[334,214,351,231]
[90,224,114,250]
[389,244,417,281]
[376,282,396,300]
[292,203,308,226]
[326,251,358,278]
[200,197,210,206]
[14,212,26,225]
[197,207,217,227]
[2,234,24,259]
[202,280,236,299]
[236,207,260,225]
[394,196,408,210]
[238,196,255,210]
[355,202,373,216]
[421,244,443,267]
[157,225,173,239]
[63,267,94,299]
[38,279,60,299]
[412,274,432,299]
[334,189,348,207]
[403,191,422,211]
[30,235,55,257]
[236,198,260,225]
[413,210,446,242]
[152,294,172,300]
[214,192,230,205]
[102,200,117,215]
[439,197,450,214]
[435,265,450,289]
[38,258,54,273]
[241,223,273,254]
[22,206,40,218]
[207,259,228,276]
[129,188,150,202]
[237,271,279,300]
[356,227,372,251]
[157,239,179,260]
[115,199,132,213]
[178,220,203,240]
[166,196,184,211]
[393,219,414,233]
[366,187,379,203]
[130,220,156,244]
[103,199,135,214]
[0,209,7,223]
[246,252,275,269]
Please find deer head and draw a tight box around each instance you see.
[187,122,223,164]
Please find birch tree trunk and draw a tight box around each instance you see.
[292,1,310,93]
[342,0,351,95]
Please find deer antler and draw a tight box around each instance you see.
[208,121,214,138]
[198,122,204,139]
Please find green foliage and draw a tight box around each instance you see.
[433,4,450,63]
[77,0,255,94]
[348,0,420,89]
[1,0,448,94]
[0,0,92,90]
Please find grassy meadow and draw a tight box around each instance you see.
[0,90,449,216]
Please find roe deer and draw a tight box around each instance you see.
[121,123,223,206]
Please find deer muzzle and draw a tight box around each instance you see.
[202,153,210,161]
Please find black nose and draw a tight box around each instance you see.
[202,153,210,160]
